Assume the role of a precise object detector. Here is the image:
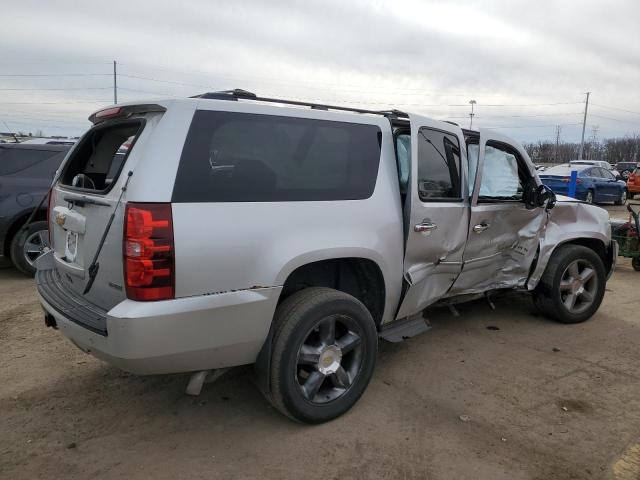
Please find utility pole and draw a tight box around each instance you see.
[113,60,118,104]
[578,91,590,160]
[554,125,562,163]
[469,99,476,129]
[588,125,599,159]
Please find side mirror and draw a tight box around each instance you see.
[537,184,556,210]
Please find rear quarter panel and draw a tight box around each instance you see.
[170,102,404,324]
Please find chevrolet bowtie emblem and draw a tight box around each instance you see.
[55,213,66,226]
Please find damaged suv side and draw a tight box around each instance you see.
[36,91,616,424]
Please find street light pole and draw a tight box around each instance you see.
[469,100,476,129]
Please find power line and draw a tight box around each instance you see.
[484,122,582,129]
[591,103,640,116]
[0,100,109,105]
[590,113,640,125]
[0,73,111,77]
[0,87,111,91]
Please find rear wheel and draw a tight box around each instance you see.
[632,257,640,272]
[266,287,377,423]
[615,189,628,206]
[533,244,606,324]
[10,221,48,276]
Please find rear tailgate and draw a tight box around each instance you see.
[48,109,163,312]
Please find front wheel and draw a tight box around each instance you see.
[10,221,49,276]
[533,244,606,324]
[585,189,594,204]
[632,257,640,272]
[615,189,628,206]
[266,287,378,423]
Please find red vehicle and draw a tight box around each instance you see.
[627,167,640,199]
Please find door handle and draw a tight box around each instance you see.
[473,222,490,233]
[414,222,438,233]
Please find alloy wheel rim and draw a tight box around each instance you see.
[295,314,364,404]
[586,191,593,203]
[23,229,48,266]
[559,259,598,314]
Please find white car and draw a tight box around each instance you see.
[570,160,621,179]
[36,90,616,423]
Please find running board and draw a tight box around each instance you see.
[379,314,431,343]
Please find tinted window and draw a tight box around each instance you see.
[172,110,381,202]
[601,168,616,180]
[478,144,524,200]
[416,127,461,200]
[0,147,61,176]
[395,133,410,195]
[467,143,479,193]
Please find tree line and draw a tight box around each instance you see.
[523,134,640,165]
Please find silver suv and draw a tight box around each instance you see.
[37,90,616,423]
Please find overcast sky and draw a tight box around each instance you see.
[1,0,639,143]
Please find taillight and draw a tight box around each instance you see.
[123,203,174,301]
[561,178,582,184]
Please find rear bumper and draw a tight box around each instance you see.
[628,185,640,194]
[36,263,281,375]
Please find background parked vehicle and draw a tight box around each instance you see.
[611,204,640,271]
[540,163,628,204]
[0,144,70,274]
[627,168,640,199]
[617,161,639,180]
[570,159,621,180]
[19,138,77,146]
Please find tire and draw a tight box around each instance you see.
[9,221,49,276]
[585,189,594,204]
[266,287,377,424]
[615,189,628,206]
[533,244,606,324]
[633,257,640,272]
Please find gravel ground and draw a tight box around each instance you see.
[1,204,639,480]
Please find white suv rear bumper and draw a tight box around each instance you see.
[38,284,281,375]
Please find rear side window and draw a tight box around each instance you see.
[172,110,381,202]
[59,120,142,192]
[416,127,461,201]
[0,147,62,176]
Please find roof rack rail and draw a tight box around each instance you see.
[191,89,409,119]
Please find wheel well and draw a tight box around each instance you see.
[558,238,611,273]
[279,258,386,327]
[3,210,46,258]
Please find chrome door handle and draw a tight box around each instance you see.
[473,222,490,233]
[414,222,438,233]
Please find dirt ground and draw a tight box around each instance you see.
[1,205,640,480]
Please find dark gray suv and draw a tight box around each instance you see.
[0,143,70,274]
